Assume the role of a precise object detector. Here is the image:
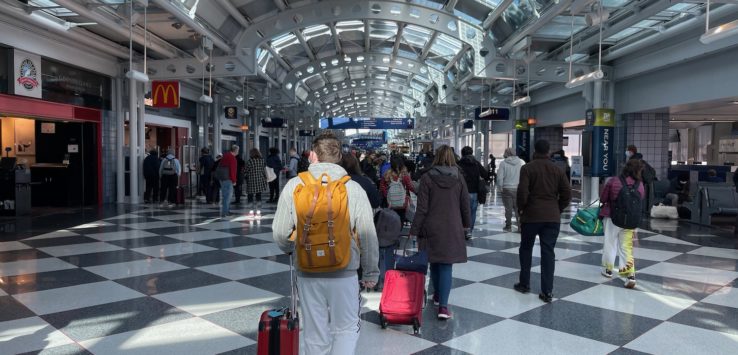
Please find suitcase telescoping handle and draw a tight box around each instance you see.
[289,253,298,317]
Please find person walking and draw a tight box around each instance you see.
[410,145,470,320]
[158,149,181,207]
[273,132,379,355]
[217,145,238,217]
[496,148,525,232]
[457,146,489,239]
[143,149,160,204]
[627,145,656,214]
[198,148,215,203]
[515,140,572,303]
[340,153,381,209]
[488,154,497,184]
[266,147,283,203]
[287,148,300,179]
[379,156,415,221]
[599,159,645,289]
[245,148,268,219]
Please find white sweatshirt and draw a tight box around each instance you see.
[497,156,525,190]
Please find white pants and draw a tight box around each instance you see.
[297,275,361,355]
[602,217,636,276]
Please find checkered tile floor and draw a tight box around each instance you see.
[2,195,738,354]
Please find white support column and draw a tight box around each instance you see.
[137,82,146,200]
[115,77,125,204]
[483,120,490,165]
[212,96,221,155]
[128,78,139,204]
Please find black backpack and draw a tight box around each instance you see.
[641,162,656,184]
[612,177,643,229]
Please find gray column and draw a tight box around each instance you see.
[137,82,146,200]
[212,96,221,155]
[128,78,139,204]
[115,77,125,204]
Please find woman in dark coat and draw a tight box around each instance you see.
[409,145,470,321]
[266,147,283,202]
[245,149,268,214]
[340,153,381,209]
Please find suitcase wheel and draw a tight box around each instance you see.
[412,318,420,335]
[379,314,388,329]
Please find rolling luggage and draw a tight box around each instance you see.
[176,186,186,205]
[378,269,425,334]
[257,254,299,355]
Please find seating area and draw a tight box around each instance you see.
[653,180,738,226]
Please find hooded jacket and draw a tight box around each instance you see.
[496,156,525,190]
[410,166,470,264]
[272,163,380,281]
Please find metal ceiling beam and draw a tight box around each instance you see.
[150,0,231,52]
[295,30,316,61]
[444,0,459,12]
[420,31,439,61]
[392,24,405,59]
[264,44,292,70]
[273,0,288,11]
[479,56,589,83]
[216,0,249,28]
[364,20,371,51]
[307,79,421,104]
[482,0,514,30]
[236,0,482,73]
[329,22,343,54]
[444,44,471,72]
[147,56,253,79]
[499,0,573,55]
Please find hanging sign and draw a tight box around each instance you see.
[515,119,530,162]
[151,81,180,108]
[474,107,510,120]
[588,108,616,177]
[223,106,238,119]
[13,50,42,98]
[298,130,316,136]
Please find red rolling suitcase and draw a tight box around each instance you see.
[379,269,426,334]
[257,254,299,355]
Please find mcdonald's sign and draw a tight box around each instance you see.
[151,81,180,108]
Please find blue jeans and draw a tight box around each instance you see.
[220,181,233,216]
[378,245,396,286]
[430,263,453,307]
[469,193,479,231]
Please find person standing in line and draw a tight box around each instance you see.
[245,148,268,219]
[234,152,246,205]
[266,147,283,203]
[211,154,222,204]
[496,148,525,232]
[379,156,415,221]
[410,145,470,320]
[158,149,181,207]
[515,140,572,303]
[340,153,382,209]
[198,148,215,204]
[457,146,489,239]
[218,145,238,217]
[143,149,160,204]
[287,148,300,179]
[627,145,656,214]
[599,159,645,289]
[273,132,379,355]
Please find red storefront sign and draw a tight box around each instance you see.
[151,81,180,108]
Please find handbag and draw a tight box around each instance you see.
[265,167,277,182]
[650,204,678,219]
[405,192,417,222]
[394,236,428,274]
[569,201,604,236]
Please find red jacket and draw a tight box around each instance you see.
[221,152,238,184]
[599,176,646,218]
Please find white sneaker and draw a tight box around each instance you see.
[255,210,262,219]
[159,203,167,208]
[624,276,636,289]
[247,210,255,219]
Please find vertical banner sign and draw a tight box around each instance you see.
[13,49,42,98]
[151,81,180,108]
[515,120,530,162]
[588,108,616,177]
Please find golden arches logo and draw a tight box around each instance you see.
[152,81,179,108]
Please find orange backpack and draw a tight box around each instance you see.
[293,172,355,273]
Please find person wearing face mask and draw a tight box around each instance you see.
[626,145,656,214]
[665,173,691,206]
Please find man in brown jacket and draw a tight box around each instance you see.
[514,140,572,303]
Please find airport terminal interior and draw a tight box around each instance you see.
[1,0,738,354]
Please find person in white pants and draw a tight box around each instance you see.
[273,133,379,355]
[599,159,645,289]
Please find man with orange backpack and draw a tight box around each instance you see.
[273,132,379,355]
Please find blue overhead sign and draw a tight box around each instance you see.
[474,107,510,120]
[320,117,415,129]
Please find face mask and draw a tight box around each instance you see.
[625,151,633,159]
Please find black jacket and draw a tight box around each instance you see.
[457,155,489,194]
[143,154,160,178]
[351,174,382,209]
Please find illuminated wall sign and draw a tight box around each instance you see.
[474,107,510,120]
[319,117,415,129]
[13,49,42,99]
[588,108,616,177]
[151,81,180,108]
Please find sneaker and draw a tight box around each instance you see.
[513,283,530,294]
[437,307,452,320]
[159,203,167,208]
[432,294,439,306]
[502,224,512,232]
[255,210,262,219]
[624,276,636,289]
[538,293,553,303]
[601,269,613,278]
[247,210,255,220]
[464,231,473,240]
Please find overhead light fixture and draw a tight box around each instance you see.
[700,19,738,44]
[565,69,604,88]
[700,0,738,44]
[125,1,149,83]
[199,94,213,103]
[585,9,610,27]
[126,70,149,83]
[511,96,531,107]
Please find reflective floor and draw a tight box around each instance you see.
[1,195,738,354]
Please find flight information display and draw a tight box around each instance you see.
[320,117,415,129]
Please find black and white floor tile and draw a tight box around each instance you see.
[1,197,738,354]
